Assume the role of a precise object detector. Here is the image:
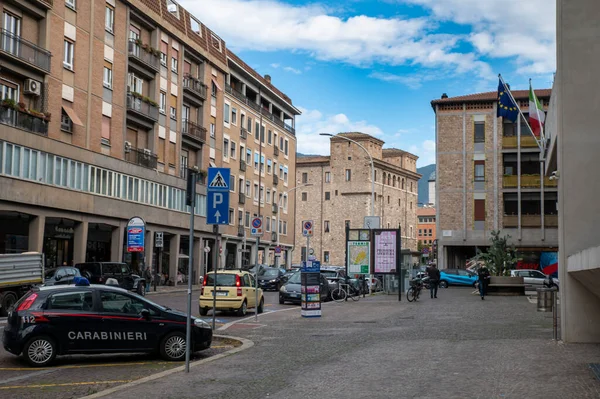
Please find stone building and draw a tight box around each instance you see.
[293,133,420,266]
[431,89,557,270]
[417,206,436,261]
[0,0,298,285]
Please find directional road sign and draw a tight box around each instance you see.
[207,167,231,225]
[251,217,263,236]
[302,220,313,237]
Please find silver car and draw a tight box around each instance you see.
[510,269,559,289]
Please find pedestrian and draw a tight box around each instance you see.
[478,264,491,300]
[426,264,440,299]
[143,266,152,293]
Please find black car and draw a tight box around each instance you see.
[258,267,288,291]
[2,284,212,367]
[44,267,81,286]
[75,262,146,296]
[279,271,331,304]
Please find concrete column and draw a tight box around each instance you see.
[242,83,247,96]
[219,238,227,269]
[169,234,180,286]
[111,223,124,262]
[250,242,258,267]
[193,237,201,284]
[144,229,154,271]
[285,249,292,269]
[28,215,45,253]
[73,221,89,264]
[235,241,242,270]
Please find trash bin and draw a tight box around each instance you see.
[537,288,554,312]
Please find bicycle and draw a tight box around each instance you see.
[407,278,424,302]
[331,280,361,302]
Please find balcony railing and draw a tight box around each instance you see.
[273,174,279,185]
[125,146,158,169]
[502,135,539,149]
[239,192,246,204]
[183,75,207,100]
[128,40,160,72]
[0,29,51,72]
[240,159,246,171]
[126,93,159,121]
[273,146,279,156]
[544,176,558,187]
[545,215,558,227]
[503,214,557,228]
[240,127,247,140]
[0,106,48,135]
[272,203,278,214]
[182,119,206,143]
[503,174,552,188]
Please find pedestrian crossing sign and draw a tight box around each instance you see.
[209,171,228,189]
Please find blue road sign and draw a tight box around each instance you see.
[126,216,145,253]
[207,167,231,225]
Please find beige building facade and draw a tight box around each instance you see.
[293,133,420,266]
[432,89,557,270]
[0,0,298,285]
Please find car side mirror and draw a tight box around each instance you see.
[55,275,62,281]
[140,309,151,320]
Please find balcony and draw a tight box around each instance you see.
[182,119,206,144]
[183,75,207,105]
[128,40,159,78]
[272,203,278,214]
[273,174,279,186]
[273,145,279,157]
[240,127,247,140]
[126,93,158,128]
[503,174,557,189]
[240,159,246,172]
[503,215,550,228]
[502,135,539,149]
[239,192,246,204]
[545,215,558,227]
[36,0,53,8]
[125,146,158,169]
[0,29,51,73]
[0,106,48,136]
[544,176,558,188]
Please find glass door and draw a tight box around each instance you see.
[3,12,21,56]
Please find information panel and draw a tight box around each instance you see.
[374,230,398,273]
[301,260,321,317]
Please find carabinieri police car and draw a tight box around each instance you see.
[3,280,212,367]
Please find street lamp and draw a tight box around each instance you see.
[320,133,375,218]
[275,183,313,269]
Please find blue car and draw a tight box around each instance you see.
[439,269,478,288]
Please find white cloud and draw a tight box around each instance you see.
[405,139,436,167]
[283,66,302,74]
[270,63,280,68]
[180,0,492,79]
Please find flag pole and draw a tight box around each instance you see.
[529,78,546,153]
[498,74,543,152]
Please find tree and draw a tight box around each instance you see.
[472,231,518,276]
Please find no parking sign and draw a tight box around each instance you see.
[302,220,313,237]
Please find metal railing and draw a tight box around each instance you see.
[239,192,246,204]
[182,119,206,142]
[273,146,279,156]
[240,127,247,140]
[183,76,207,99]
[128,40,160,71]
[125,146,158,169]
[0,106,48,135]
[0,29,51,72]
[272,203,278,214]
[502,135,539,148]
[240,159,246,171]
[126,93,159,121]
[273,174,279,185]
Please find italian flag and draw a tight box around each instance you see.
[529,83,545,137]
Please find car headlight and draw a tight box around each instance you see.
[194,318,210,328]
[269,279,277,283]
[280,285,287,293]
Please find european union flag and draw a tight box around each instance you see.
[497,79,519,122]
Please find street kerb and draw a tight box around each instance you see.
[79,335,253,399]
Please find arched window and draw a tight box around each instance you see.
[402,178,405,190]
[382,172,387,184]
[393,176,396,187]
[387,175,391,185]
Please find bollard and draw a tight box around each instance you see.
[552,290,559,340]
[537,288,553,312]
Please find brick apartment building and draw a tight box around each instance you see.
[0,0,299,285]
[432,89,558,270]
[293,133,420,266]
[417,206,436,261]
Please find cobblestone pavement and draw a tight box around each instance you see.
[88,288,600,399]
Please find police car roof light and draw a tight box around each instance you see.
[73,276,90,286]
[16,293,37,311]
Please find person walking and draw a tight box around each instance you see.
[426,264,440,299]
[478,264,491,300]
[143,266,152,293]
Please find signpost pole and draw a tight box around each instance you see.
[155,246,160,292]
[254,234,259,322]
[185,171,196,373]
[212,225,219,330]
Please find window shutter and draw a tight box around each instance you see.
[168,142,176,166]
[474,199,485,221]
[101,116,111,139]
[158,138,166,163]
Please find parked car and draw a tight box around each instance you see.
[74,262,146,296]
[439,268,478,288]
[44,267,81,286]
[279,271,330,304]
[248,264,268,276]
[199,270,264,316]
[510,269,559,290]
[257,267,288,291]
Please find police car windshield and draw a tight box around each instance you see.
[205,274,237,286]
[288,272,301,284]
[262,269,279,277]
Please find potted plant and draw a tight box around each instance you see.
[1,98,17,109]
[135,38,143,46]
[17,102,26,111]
[44,112,52,122]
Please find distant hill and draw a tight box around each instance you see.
[417,164,435,205]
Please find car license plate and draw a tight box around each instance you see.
[215,291,228,296]
[291,293,300,298]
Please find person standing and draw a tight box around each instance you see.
[426,264,440,299]
[478,265,491,300]
[143,266,152,293]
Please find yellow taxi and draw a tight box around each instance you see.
[199,270,264,317]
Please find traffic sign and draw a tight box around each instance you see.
[155,232,163,248]
[207,167,231,225]
[251,217,263,236]
[275,246,282,254]
[302,220,313,237]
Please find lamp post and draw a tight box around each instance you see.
[275,183,313,269]
[319,133,375,218]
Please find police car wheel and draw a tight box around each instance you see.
[23,335,57,367]
[160,332,187,361]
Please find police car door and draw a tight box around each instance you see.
[44,289,96,352]
[98,290,159,351]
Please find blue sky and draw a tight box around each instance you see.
[180,0,556,167]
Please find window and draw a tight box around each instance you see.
[103,66,112,89]
[160,41,167,66]
[325,192,330,200]
[268,130,272,145]
[266,216,271,232]
[61,109,73,133]
[190,16,201,35]
[224,103,230,124]
[419,229,422,236]
[345,169,351,181]
[166,0,179,18]
[210,123,215,138]
[245,211,250,227]
[301,192,307,201]
[283,221,287,235]
[475,161,485,181]
[127,73,143,94]
[254,152,259,169]
[100,291,154,315]
[230,141,236,159]
[260,155,265,173]
[475,199,485,221]
[324,220,330,233]
[229,208,234,225]
[246,149,252,165]
[267,159,272,174]
[261,126,265,143]
[428,229,432,236]
[211,81,217,97]
[66,0,76,10]
[231,107,237,125]
[245,180,250,197]
[47,291,92,311]
[63,40,74,70]
[280,136,284,150]
[254,183,259,201]
[284,139,289,156]
[247,117,252,133]
[171,48,178,73]
[474,122,485,143]
[255,122,260,140]
[159,92,166,113]
[223,138,229,159]
[170,106,176,120]
[105,6,115,33]
[325,172,331,183]
[324,251,330,263]
[302,172,308,184]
